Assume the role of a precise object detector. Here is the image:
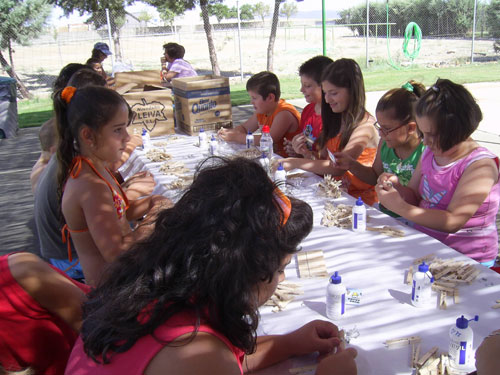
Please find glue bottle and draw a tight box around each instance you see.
[352,197,366,231]
[198,128,207,148]
[326,271,346,320]
[141,128,151,151]
[274,162,286,186]
[449,315,479,370]
[259,152,270,174]
[411,262,434,307]
[259,125,273,158]
[246,130,254,149]
[209,134,218,156]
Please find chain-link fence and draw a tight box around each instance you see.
[2,0,498,98]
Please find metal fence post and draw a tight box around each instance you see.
[366,0,370,68]
[471,0,477,63]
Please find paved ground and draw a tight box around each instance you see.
[1,84,499,257]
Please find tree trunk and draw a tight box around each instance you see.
[0,50,32,99]
[267,0,281,72]
[200,0,220,76]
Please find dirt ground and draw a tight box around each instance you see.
[10,26,498,98]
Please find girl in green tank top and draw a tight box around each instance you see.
[333,81,426,217]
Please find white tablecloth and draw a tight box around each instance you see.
[120,133,500,375]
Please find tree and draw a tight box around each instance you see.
[85,8,126,60]
[228,4,255,21]
[137,10,153,32]
[280,1,297,25]
[267,0,282,71]
[254,2,271,24]
[0,0,51,99]
[487,0,500,38]
[204,3,230,23]
[146,0,221,76]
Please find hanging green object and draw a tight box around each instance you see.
[402,22,422,61]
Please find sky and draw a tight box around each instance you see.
[49,0,370,27]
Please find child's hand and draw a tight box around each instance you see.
[377,172,398,190]
[291,134,309,156]
[283,138,299,157]
[315,347,358,375]
[217,127,234,142]
[375,180,404,211]
[122,171,155,200]
[332,152,353,171]
[286,320,342,358]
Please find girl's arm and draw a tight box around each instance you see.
[165,70,179,82]
[377,158,498,233]
[9,252,87,332]
[281,120,378,175]
[334,140,383,186]
[218,114,259,144]
[244,320,341,372]
[126,195,172,221]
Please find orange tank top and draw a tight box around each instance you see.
[256,99,301,157]
[326,134,378,206]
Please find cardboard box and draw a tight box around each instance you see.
[115,70,161,88]
[121,87,175,137]
[172,75,232,135]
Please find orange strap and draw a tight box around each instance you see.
[61,224,88,262]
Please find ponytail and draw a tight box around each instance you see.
[376,80,426,125]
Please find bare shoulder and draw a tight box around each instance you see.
[145,331,241,375]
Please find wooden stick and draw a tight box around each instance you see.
[385,336,421,348]
[417,346,438,367]
[406,266,414,285]
[453,289,460,304]
[439,291,447,310]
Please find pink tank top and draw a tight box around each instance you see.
[65,309,245,375]
[415,147,500,263]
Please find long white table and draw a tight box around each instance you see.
[120,133,500,375]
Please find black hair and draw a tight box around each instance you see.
[67,68,106,87]
[80,157,313,363]
[416,79,482,152]
[52,63,86,98]
[376,80,426,124]
[54,86,132,207]
[246,71,281,101]
[163,42,186,59]
[299,55,334,85]
[318,58,367,150]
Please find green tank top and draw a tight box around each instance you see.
[379,141,425,217]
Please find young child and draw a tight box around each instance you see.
[54,85,171,286]
[376,79,500,266]
[162,42,197,82]
[0,252,89,374]
[85,58,107,81]
[30,118,57,193]
[65,157,357,375]
[218,71,301,157]
[334,81,426,217]
[284,55,333,158]
[280,58,379,205]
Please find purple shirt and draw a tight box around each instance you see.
[415,147,500,263]
[167,58,197,79]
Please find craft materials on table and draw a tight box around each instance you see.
[264,281,304,312]
[144,148,172,162]
[296,250,329,278]
[317,174,342,199]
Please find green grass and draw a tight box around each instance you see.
[17,62,500,128]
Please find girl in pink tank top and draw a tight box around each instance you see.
[376,79,499,265]
[65,158,357,375]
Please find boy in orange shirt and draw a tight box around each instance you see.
[218,71,300,157]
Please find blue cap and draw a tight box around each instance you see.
[418,262,429,272]
[211,134,216,140]
[199,128,204,132]
[248,130,252,135]
[456,315,479,329]
[330,271,342,284]
[277,162,284,171]
[142,128,147,135]
[356,197,364,206]
[94,42,112,56]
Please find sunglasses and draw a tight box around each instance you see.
[373,121,407,136]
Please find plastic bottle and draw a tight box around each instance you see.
[411,262,434,307]
[274,162,286,186]
[449,315,479,370]
[141,128,151,151]
[246,130,254,149]
[352,197,366,231]
[198,128,207,148]
[259,152,270,174]
[259,125,273,158]
[326,271,346,320]
[209,134,218,156]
